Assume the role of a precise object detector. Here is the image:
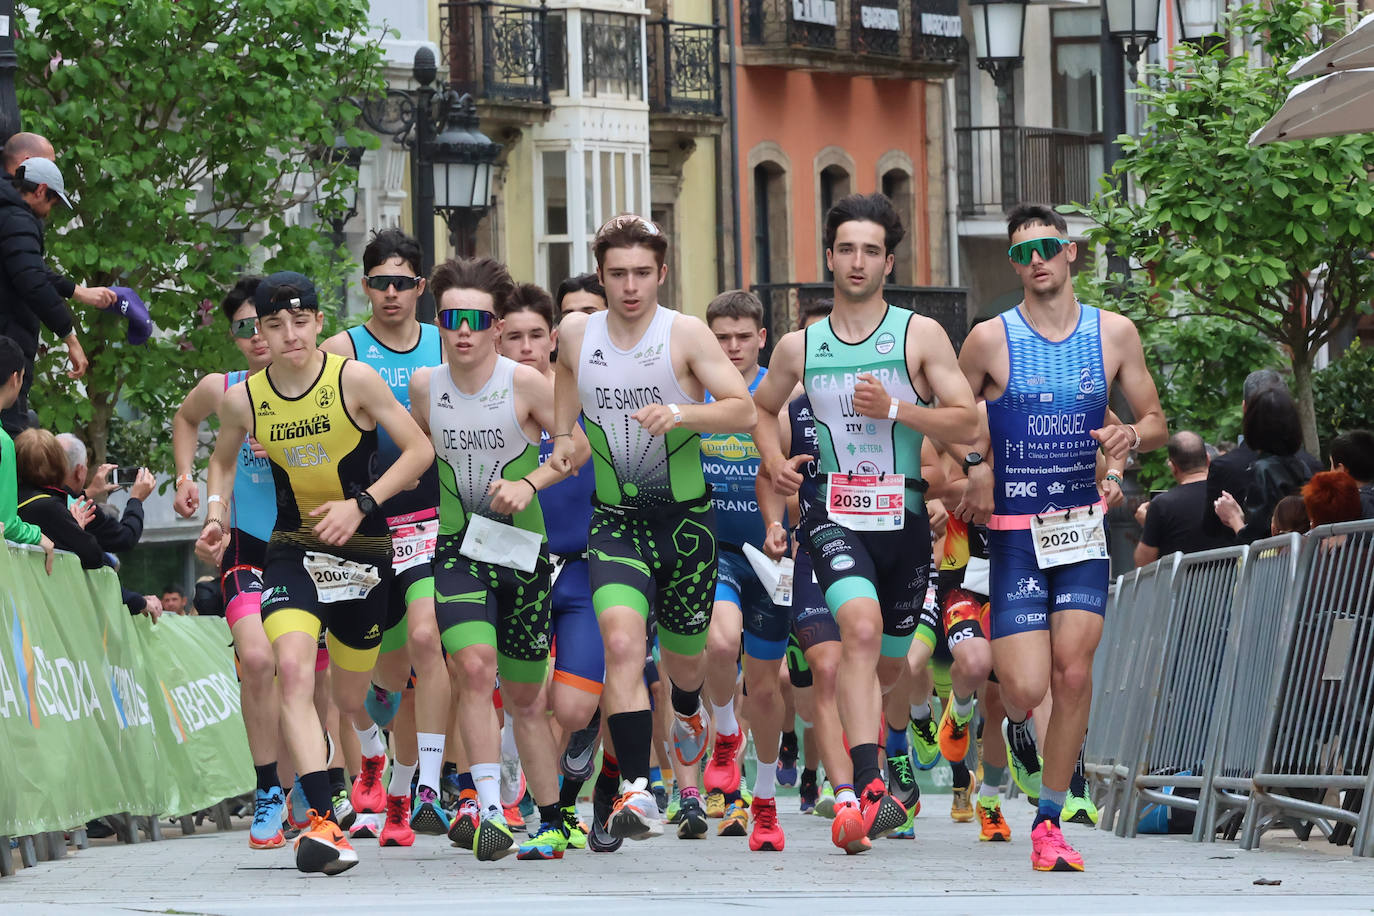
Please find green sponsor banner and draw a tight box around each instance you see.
[0,539,252,836]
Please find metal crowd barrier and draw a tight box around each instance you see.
[1087,519,1374,857]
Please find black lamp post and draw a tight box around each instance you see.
[969,0,1028,212]
[0,0,21,146]
[428,92,500,259]
[1105,0,1162,82]
[318,137,364,310]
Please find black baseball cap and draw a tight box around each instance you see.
[253,271,319,317]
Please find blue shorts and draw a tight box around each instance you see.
[987,529,1109,639]
[790,547,841,654]
[551,558,604,693]
[716,548,790,661]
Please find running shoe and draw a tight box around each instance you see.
[671,702,712,768]
[561,805,588,850]
[1064,786,1100,826]
[503,802,526,833]
[718,798,749,837]
[347,812,382,840]
[909,713,941,770]
[589,781,623,853]
[859,777,908,840]
[380,794,415,847]
[977,797,1011,842]
[887,805,915,839]
[705,789,727,819]
[776,735,799,787]
[364,683,402,729]
[351,753,387,814]
[440,772,464,813]
[799,774,819,814]
[665,786,682,825]
[474,811,516,861]
[500,760,525,809]
[651,780,669,815]
[560,721,600,782]
[814,784,837,818]
[749,797,784,851]
[1030,820,1084,872]
[939,699,975,764]
[676,793,709,839]
[704,729,744,795]
[517,821,570,860]
[951,784,975,823]
[332,790,356,831]
[249,786,286,849]
[410,785,450,835]
[447,797,480,849]
[294,810,358,875]
[1002,718,1043,802]
[609,777,663,840]
[886,751,921,812]
[831,800,870,854]
[288,778,312,830]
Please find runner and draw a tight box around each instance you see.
[409,257,590,862]
[198,271,435,875]
[954,203,1165,872]
[549,214,756,840]
[751,193,978,854]
[173,276,287,850]
[321,228,451,844]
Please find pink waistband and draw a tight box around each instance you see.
[988,499,1106,531]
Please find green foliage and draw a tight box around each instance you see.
[16,0,386,471]
[1312,341,1374,454]
[1071,0,1374,453]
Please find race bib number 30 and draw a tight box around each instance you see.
[1032,506,1108,570]
[826,473,905,531]
[390,512,439,573]
[303,551,382,603]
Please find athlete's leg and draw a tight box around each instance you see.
[704,599,742,712]
[992,631,1052,716]
[834,595,885,765]
[742,651,783,780]
[274,629,329,811]
[230,611,280,769]
[1043,609,1102,798]
[803,640,851,786]
[405,588,451,795]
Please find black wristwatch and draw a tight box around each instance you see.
[355,490,379,517]
[962,451,985,473]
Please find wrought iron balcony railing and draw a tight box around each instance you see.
[441,0,552,105]
[647,13,724,117]
[956,125,1101,216]
[741,0,963,68]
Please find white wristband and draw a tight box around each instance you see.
[667,403,683,427]
[207,494,222,504]
[887,398,899,420]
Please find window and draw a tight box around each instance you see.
[1052,9,1102,134]
[819,164,851,280]
[881,169,914,285]
[537,144,646,289]
[582,11,643,100]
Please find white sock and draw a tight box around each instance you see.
[389,759,417,797]
[979,781,1001,802]
[910,703,930,721]
[835,787,857,805]
[952,693,975,719]
[417,732,445,794]
[501,717,519,761]
[472,762,501,815]
[355,723,386,759]
[712,700,739,737]
[753,759,777,800]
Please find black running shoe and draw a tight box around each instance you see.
[886,752,921,812]
[677,794,709,839]
[588,780,622,853]
[561,712,600,782]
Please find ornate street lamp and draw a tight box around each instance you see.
[428,92,500,259]
[1174,0,1224,52]
[969,0,1028,211]
[1105,0,1163,81]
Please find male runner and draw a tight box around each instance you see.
[321,229,451,843]
[954,203,1165,871]
[752,193,978,854]
[550,214,756,839]
[410,257,590,862]
[172,276,287,850]
[199,271,435,875]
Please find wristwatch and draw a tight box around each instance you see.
[962,451,985,473]
[355,489,379,517]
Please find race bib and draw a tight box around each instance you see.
[774,557,795,607]
[303,551,382,603]
[1031,506,1108,570]
[389,511,438,574]
[460,514,543,573]
[827,473,905,531]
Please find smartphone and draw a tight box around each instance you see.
[115,466,141,487]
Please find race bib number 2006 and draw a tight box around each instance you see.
[303,551,382,603]
[827,473,904,531]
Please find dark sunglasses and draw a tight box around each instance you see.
[1008,237,1071,266]
[231,317,258,339]
[364,274,422,292]
[438,308,495,332]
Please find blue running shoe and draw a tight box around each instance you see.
[288,778,311,830]
[411,785,450,835]
[364,683,402,729]
[249,787,286,849]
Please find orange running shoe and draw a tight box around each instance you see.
[859,777,908,840]
[831,800,870,854]
[938,699,974,764]
[1030,821,1084,871]
[350,753,387,814]
[380,794,415,847]
[294,810,358,875]
[748,797,784,851]
[977,798,1012,842]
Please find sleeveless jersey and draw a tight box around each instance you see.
[538,418,595,556]
[802,306,927,503]
[986,303,1109,516]
[429,356,545,538]
[347,324,441,517]
[245,352,388,554]
[225,370,276,542]
[576,306,705,509]
[939,516,989,571]
[788,393,822,518]
[700,368,766,549]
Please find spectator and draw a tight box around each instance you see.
[1269,495,1310,535]
[192,575,224,616]
[161,584,187,615]
[14,427,103,569]
[55,432,152,553]
[1302,470,1363,528]
[0,335,55,571]
[1328,429,1374,518]
[1212,386,1322,543]
[1203,370,1287,539]
[1134,431,1234,566]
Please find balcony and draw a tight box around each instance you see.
[440,0,554,120]
[741,0,963,77]
[647,13,724,122]
[752,283,968,352]
[956,126,1102,217]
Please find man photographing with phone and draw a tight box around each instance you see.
[55,432,153,554]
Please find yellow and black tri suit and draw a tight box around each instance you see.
[246,351,393,671]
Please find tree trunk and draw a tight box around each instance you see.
[1290,351,1320,458]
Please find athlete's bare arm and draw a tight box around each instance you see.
[633,316,756,436]
[198,380,253,564]
[751,330,809,496]
[408,366,433,437]
[172,372,228,518]
[320,330,355,359]
[550,312,588,470]
[851,315,978,446]
[952,323,1003,523]
[487,364,592,516]
[756,404,793,561]
[1092,313,1167,460]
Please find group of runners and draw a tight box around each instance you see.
[173,193,1164,876]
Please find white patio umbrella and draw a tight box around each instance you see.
[1249,67,1374,146]
[1288,12,1374,79]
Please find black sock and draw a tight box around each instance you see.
[300,770,335,820]
[1070,745,1087,795]
[951,761,971,791]
[607,710,653,783]
[801,768,818,788]
[538,802,561,828]
[559,775,585,808]
[850,742,881,788]
[255,762,280,793]
[442,761,457,779]
[327,766,347,798]
[779,730,798,757]
[669,682,700,717]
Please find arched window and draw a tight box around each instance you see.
[881,168,914,285]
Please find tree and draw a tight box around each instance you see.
[15,0,385,471]
[1312,341,1374,455]
[1073,0,1374,456]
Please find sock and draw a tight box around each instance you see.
[472,762,502,814]
[952,693,975,720]
[910,702,930,722]
[601,752,620,781]
[649,765,663,786]
[457,771,475,794]
[389,759,417,797]
[849,742,881,788]
[753,759,777,800]
[951,760,971,791]
[711,699,739,736]
[681,786,701,802]
[501,717,519,761]
[835,785,857,806]
[355,723,386,759]
[442,761,457,779]
[1070,745,1087,796]
[606,710,653,782]
[1035,787,1067,828]
[417,732,445,794]
[981,764,1006,799]
[559,774,584,808]
[327,766,347,798]
[300,770,334,820]
[255,762,280,794]
[538,802,561,829]
[885,724,909,757]
[779,730,798,758]
[670,682,701,718]
[801,768,817,788]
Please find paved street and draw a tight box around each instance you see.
[3,798,1372,914]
